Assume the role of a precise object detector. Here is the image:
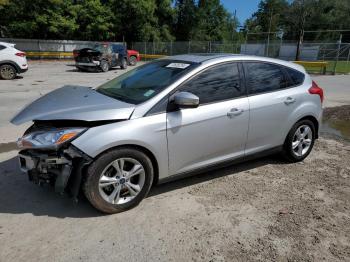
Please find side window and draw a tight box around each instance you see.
[112,44,124,53]
[285,67,305,87]
[244,62,287,95]
[0,45,6,51]
[179,63,243,104]
[146,95,169,116]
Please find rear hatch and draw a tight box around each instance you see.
[73,48,101,63]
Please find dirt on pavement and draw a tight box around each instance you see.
[2,138,349,262]
[189,137,350,261]
[323,105,350,121]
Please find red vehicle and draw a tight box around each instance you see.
[127,49,140,66]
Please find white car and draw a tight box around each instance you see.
[0,42,28,80]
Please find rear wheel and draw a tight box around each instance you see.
[129,56,137,66]
[0,64,17,80]
[84,148,154,214]
[120,58,127,69]
[282,120,315,162]
[100,60,109,72]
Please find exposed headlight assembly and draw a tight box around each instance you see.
[17,128,86,149]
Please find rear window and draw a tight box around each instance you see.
[92,43,109,53]
[285,68,305,86]
[96,60,198,104]
[244,62,288,95]
[0,45,6,51]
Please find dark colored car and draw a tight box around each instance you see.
[73,43,128,72]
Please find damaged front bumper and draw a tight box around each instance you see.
[18,146,92,198]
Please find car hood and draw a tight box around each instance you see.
[11,85,135,125]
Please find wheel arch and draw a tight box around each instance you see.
[0,60,20,73]
[283,114,320,147]
[91,144,160,186]
[296,115,319,139]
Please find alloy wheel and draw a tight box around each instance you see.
[0,65,16,80]
[98,157,145,205]
[101,62,109,72]
[129,56,137,66]
[292,125,313,157]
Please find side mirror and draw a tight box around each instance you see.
[173,92,199,109]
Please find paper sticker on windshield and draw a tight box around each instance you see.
[144,90,155,97]
[166,63,190,69]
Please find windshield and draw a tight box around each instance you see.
[96,60,198,104]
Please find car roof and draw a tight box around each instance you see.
[169,53,241,63]
[168,53,306,73]
[0,42,15,48]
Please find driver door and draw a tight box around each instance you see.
[166,62,249,176]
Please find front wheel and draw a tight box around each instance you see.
[100,60,109,72]
[83,148,154,214]
[0,64,17,80]
[282,119,315,162]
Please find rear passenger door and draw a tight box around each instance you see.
[111,45,123,66]
[243,62,303,154]
[167,62,249,175]
[0,44,8,60]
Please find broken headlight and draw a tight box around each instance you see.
[17,128,86,149]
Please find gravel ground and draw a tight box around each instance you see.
[0,111,349,262]
[0,61,349,261]
[324,105,350,121]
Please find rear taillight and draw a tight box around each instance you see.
[309,81,324,104]
[15,52,26,57]
[73,50,79,57]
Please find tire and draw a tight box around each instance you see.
[129,56,137,66]
[83,147,154,214]
[100,60,109,72]
[120,58,127,69]
[282,119,315,162]
[0,64,17,80]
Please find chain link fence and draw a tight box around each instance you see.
[132,39,350,74]
[1,36,349,74]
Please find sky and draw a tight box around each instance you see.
[221,0,261,25]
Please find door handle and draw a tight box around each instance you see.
[227,108,243,118]
[284,97,296,105]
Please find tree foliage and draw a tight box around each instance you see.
[245,0,350,42]
[1,0,349,42]
[0,0,237,41]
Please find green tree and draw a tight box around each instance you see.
[194,0,237,41]
[173,0,197,41]
[70,0,114,40]
[155,0,176,41]
[2,0,78,39]
[245,0,350,42]
[244,0,289,40]
[109,0,163,41]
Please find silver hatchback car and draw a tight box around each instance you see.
[12,54,323,213]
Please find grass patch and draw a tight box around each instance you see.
[303,61,350,74]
